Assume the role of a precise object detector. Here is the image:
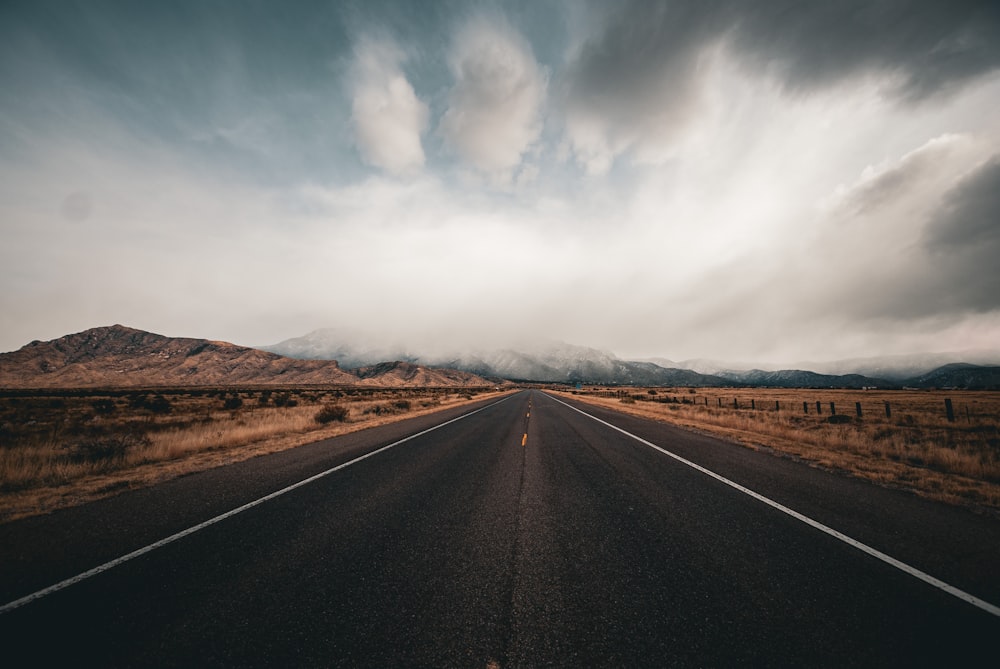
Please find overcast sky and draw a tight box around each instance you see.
[2,0,999,364]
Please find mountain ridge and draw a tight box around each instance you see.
[265,328,1000,389]
[0,325,494,388]
[264,330,732,386]
[3,325,998,389]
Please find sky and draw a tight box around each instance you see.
[2,0,999,364]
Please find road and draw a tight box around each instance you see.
[1,390,998,667]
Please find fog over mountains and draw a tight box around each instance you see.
[643,351,1000,383]
[265,329,1000,389]
[2,325,997,389]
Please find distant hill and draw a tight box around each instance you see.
[0,325,494,388]
[264,330,728,386]
[792,351,1000,382]
[715,369,892,389]
[352,360,496,387]
[907,363,1000,390]
[5,325,995,390]
[649,351,1000,382]
[265,328,1000,389]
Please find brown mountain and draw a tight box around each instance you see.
[353,360,491,387]
[0,325,493,388]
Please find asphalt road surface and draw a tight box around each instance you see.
[1,390,998,667]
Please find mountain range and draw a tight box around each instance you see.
[643,350,1000,382]
[265,328,1000,389]
[0,325,493,388]
[2,325,998,389]
[262,329,728,387]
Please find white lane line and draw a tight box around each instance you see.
[546,393,1000,618]
[0,395,515,615]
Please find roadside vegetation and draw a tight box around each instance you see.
[0,386,505,522]
[557,387,1000,513]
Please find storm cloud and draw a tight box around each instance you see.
[560,0,1000,172]
[1,0,999,364]
[923,156,1000,311]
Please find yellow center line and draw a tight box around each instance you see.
[521,433,528,446]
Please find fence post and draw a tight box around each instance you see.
[885,401,891,419]
[776,400,780,411]
[718,398,722,408]
[830,402,836,415]
[945,398,955,422]
[855,401,862,418]
[751,399,756,410]
[816,401,822,415]
[803,401,808,414]
[733,398,739,409]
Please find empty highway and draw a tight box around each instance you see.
[1,390,998,667]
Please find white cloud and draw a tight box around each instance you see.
[551,62,1000,361]
[439,17,547,178]
[350,36,428,176]
[823,134,974,220]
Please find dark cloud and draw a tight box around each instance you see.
[927,157,1000,249]
[727,0,1000,100]
[562,0,1000,163]
[562,2,715,122]
[922,156,1000,311]
[558,2,720,168]
[573,1,1000,98]
[817,155,1000,325]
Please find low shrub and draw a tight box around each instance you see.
[273,392,297,408]
[91,398,116,414]
[315,403,349,424]
[65,433,149,464]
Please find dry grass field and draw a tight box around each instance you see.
[0,386,509,522]
[555,387,1000,513]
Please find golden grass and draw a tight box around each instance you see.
[554,387,1000,513]
[0,387,512,523]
